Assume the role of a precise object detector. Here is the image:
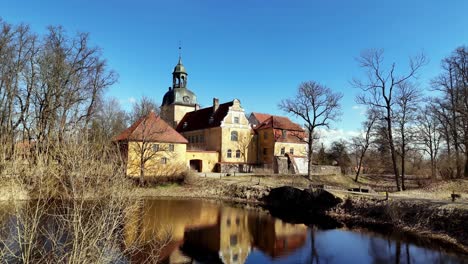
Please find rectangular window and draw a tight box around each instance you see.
[200,135,205,143]
[282,130,287,138]
[152,144,159,152]
[263,131,268,139]
[234,117,240,124]
[263,148,267,155]
[290,148,294,155]
[169,144,174,152]
[160,157,167,164]
[281,147,285,155]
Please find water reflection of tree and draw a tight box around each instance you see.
[368,236,416,264]
[306,227,335,264]
[369,236,397,264]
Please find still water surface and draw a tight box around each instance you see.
[125,199,466,264]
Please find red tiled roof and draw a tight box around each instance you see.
[274,129,306,143]
[251,112,271,124]
[113,111,188,144]
[176,101,234,132]
[255,115,304,131]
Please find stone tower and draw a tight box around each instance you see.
[160,56,198,128]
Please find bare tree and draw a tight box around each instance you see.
[394,81,421,190]
[90,97,129,142]
[353,49,426,191]
[279,81,342,178]
[417,105,442,179]
[351,109,377,182]
[129,96,160,123]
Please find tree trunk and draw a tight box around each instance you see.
[464,150,468,178]
[308,132,313,179]
[355,149,366,182]
[430,154,436,179]
[140,154,145,186]
[401,149,406,191]
[387,110,401,191]
[454,142,461,178]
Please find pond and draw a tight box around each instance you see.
[124,199,466,263]
[0,199,466,263]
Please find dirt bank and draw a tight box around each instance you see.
[135,176,271,203]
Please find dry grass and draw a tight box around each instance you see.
[0,138,175,263]
[392,179,468,202]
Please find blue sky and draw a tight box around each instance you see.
[2,0,468,140]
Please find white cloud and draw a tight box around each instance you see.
[315,128,360,148]
[128,97,136,104]
[352,105,366,116]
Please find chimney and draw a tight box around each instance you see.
[213,98,219,112]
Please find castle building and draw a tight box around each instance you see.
[117,56,308,176]
[113,111,188,177]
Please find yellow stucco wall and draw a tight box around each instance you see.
[161,104,196,128]
[181,127,222,152]
[257,128,275,164]
[126,141,187,177]
[219,99,257,163]
[274,142,308,157]
[186,150,219,172]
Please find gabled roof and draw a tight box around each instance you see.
[176,101,234,132]
[255,115,304,132]
[113,111,188,144]
[250,112,271,124]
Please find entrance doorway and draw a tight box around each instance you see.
[190,159,203,172]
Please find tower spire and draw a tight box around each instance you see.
[178,41,182,62]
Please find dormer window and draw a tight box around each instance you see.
[183,122,188,129]
[209,116,214,124]
[282,130,287,139]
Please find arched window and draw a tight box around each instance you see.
[231,131,238,141]
[227,149,232,158]
[236,150,241,158]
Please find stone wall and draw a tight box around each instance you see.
[310,165,341,175]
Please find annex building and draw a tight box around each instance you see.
[115,56,308,176]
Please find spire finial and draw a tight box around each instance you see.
[178,41,182,62]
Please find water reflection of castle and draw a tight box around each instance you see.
[124,200,308,263]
